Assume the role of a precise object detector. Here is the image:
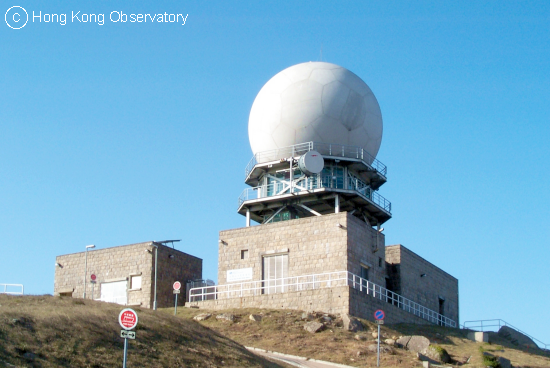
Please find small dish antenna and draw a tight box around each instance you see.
[298,150,324,176]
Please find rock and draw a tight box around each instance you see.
[341,313,363,332]
[301,312,314,321]
[384,338,396,346]
[354,334,366,341]
[321,316,332,323]
[304,321,324,333]
[497,356,512,368]
[498,325,539,349]
[367,344,393,354]
[396,335,412,348]
[249,314,262,322]
[216,313,235,322]
[372,332,378,339]
[356,351,363,357]
[406,336,430,354]
[423,345,451,363]
[422,361,430,368]
[193,313,212,321]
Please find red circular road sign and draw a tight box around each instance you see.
[374,309,385,320]
[173,281,182,291]
[119,308,138,330]
[90,274,96,281]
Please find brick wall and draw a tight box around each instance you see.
[54,242,202,309]
[218,213,350,285]
[385,244,458,323]
[187,286,350,315]
[346,214,386,287]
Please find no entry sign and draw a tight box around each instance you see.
[91,274,96,281]
[374,309,385,321]
[119,308,138,330]
[173,281,182,291]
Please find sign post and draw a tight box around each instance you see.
[119,308,138,368]
[173,281,181,316]
[374,309,385,367]
[90,274,96,300]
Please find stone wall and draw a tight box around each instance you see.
[346,214,386,287]
[385,244,459,323]
[187,286,350,315]
[218,213,349,285]
[54,242,202,309]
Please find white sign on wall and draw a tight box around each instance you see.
[227,268,253,283]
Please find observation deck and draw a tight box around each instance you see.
[238,142,392,226]
[245,142,387,190]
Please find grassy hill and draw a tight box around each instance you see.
[171,307,550,368]
[1,294,549,368]
[0,295,287,368]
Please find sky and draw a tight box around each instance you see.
[1,1,549,346]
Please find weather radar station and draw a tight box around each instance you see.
[188,61,459,328]
[239,61,391,228]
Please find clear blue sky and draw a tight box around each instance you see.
[2,1,549,344]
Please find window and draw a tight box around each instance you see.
[360,265,369,280]
[100,280,127,305]
[379,257,382,267]
[262,254,288,294]
[130,275,142,290]
[241,249,249,260]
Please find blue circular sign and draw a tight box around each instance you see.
[374,309,385,320]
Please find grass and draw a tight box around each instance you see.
[170,306,550,368]
[0,295,289,368]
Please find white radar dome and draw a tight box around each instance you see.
[248,62,383,158]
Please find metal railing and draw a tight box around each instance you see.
[189,271,455,328]
[463,319,549,350]
[238,181,392,214]
[245,142,387,179]
[0,284,24,295]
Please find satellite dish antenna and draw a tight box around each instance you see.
[298,150,324,176]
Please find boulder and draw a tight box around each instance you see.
[354,334,366,341]
[407,336,430,354]
[372,332,378,339]
[216,313,235,322]
[497,356,512,368]
[341,313,363,332]
[498,325,539,349]
[384,338,396,346]
[423,345,451,363]
[304,321,325,333]
[249,314,262,322]
[396,335,412,348]
[301,312,314,321]
[193,313,212,321]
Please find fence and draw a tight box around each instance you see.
[462,319,549,350]
[189,271,455,327]
[0,284,24,295]
[245,141,387,179]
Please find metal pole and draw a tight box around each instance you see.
[174,293,178,316]
[377,322,381,367]
[153,245,158,310]
[83,248,88,299]
[91,282,94,300]
[123,337,128,368]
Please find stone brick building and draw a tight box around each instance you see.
[188,212,459,326]
[54,241,202,309]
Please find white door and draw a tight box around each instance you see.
[263,254,288,294]
[100,280,127,305]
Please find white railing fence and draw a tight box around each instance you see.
[462,319,549,350]
[189,271,456,328]
[0,284,24,295]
